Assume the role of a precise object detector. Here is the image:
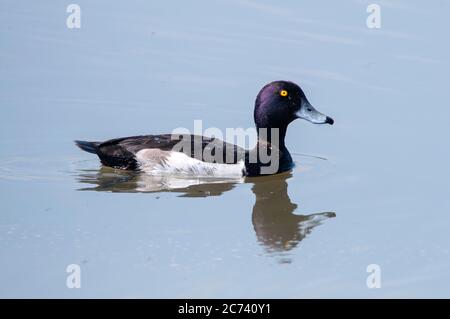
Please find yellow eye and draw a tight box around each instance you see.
[280,90,288,97]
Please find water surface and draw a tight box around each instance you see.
[1,0,450,298]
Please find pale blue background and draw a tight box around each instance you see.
[1,0,449,297]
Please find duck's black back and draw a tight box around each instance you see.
[77,134,247,170]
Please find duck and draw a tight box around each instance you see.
[75,80,334,177]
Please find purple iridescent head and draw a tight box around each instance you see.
[254,80,334,130]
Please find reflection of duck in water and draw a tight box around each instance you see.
[76,167,335,254]
[76,166,241,196]
[249,172,335,253]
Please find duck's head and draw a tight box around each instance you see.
[254,81,334,130]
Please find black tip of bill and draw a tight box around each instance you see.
[325,116,334,125]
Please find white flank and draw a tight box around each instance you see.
[135,149,245,178]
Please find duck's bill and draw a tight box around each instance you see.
[296,102,334,125]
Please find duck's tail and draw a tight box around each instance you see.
[75,140,100,154]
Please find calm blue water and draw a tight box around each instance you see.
[1,0,450,298]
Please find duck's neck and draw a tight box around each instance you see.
[244,126,293,176]
[256,126,288,150]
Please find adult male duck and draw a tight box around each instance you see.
[75,81,334,177]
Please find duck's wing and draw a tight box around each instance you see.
[76,134,247,170]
